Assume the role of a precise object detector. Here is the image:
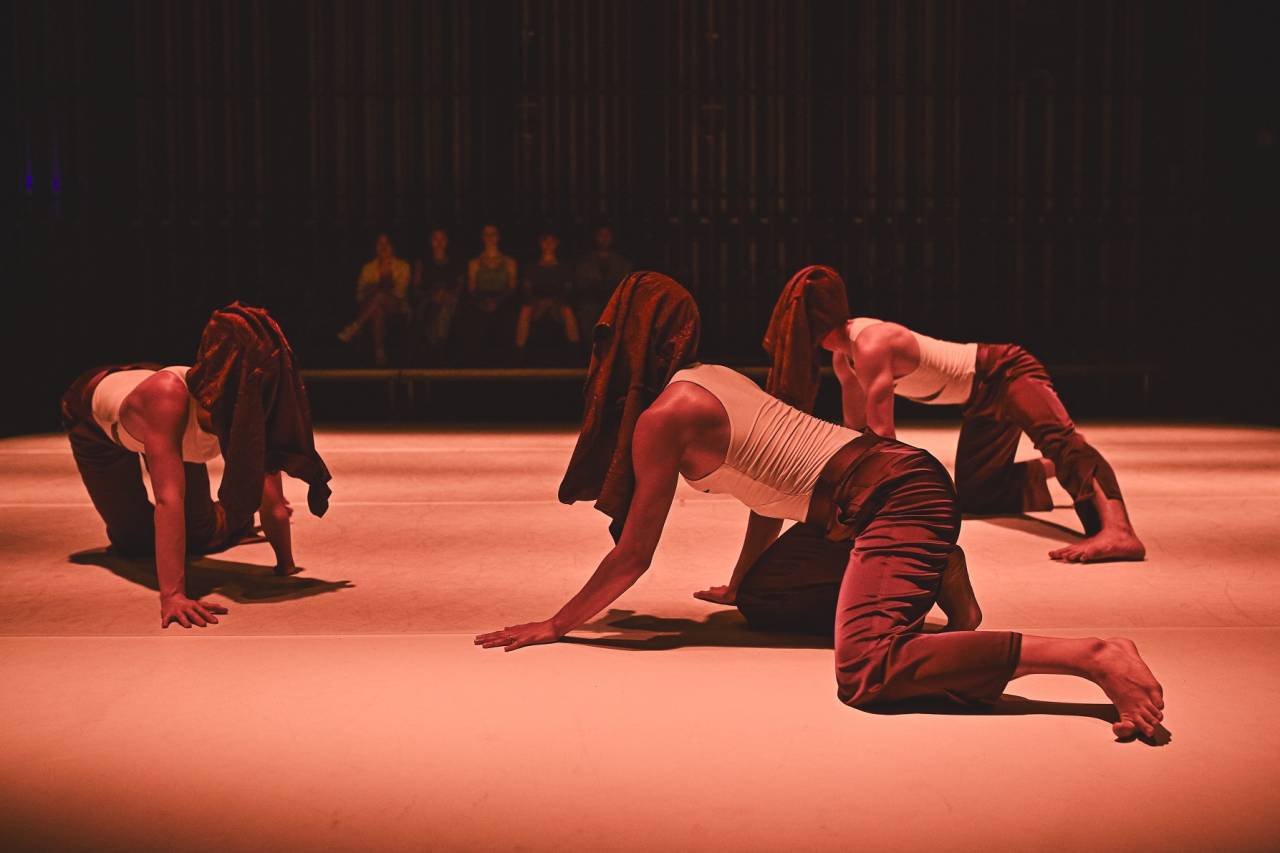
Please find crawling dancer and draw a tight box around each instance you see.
[762,265,1144,563]
[60,303,332,628]
[476,273,1165,740]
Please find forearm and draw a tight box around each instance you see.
[549,549,647,636]
[727,512,783,591]
[259,473,294,569]
[864,389,897,439]
[842,393,868,431]
[153,501,187,600]
[833,357,868,430]
[260,505,294,568]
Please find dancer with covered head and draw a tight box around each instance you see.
[61,303,332,628]
[477,272,1166,740]
[763,265,1144,563]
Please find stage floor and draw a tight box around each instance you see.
[2,422,1279,851]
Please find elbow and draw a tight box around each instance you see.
[609,545,654,579]
[263,505,291,526]
[153,493,184,512]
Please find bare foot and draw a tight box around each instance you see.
[1086,638,1165,739]
[1049,529,1146,563]
[936,548,982,631]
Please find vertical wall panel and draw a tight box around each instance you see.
[16,0,1212,365]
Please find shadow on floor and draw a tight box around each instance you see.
[565,608,1173,747]
[561,608,968,651]
[865,694,1173,746]
[564,609,833,651]
[969,513,1083,545]
[69,548,353,603]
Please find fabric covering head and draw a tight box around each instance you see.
[558,272,700,538]
[762,265,850,413]
[186,303,332,532]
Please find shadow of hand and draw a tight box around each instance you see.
[69,548,354,604]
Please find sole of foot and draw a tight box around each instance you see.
[1090,637,1165,740]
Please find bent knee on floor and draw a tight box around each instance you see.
[834,634,897,708]
[836,671,889,709]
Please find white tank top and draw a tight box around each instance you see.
[91,366,222,463]
[848,317,977,405]
[669,364,860,521]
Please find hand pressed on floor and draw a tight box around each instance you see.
[160,595,228,629]
[474,620,561,652]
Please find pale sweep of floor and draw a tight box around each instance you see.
[2,423,1279,851]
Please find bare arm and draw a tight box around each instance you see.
[476,407,682,651]
[831,350,869,431]
[141,408,188,606]
[466,259,478,293]
[850,335,898,439]
[259,472,298,575]
[505,257,518,293]
[125,374,228,628]
[694,511,783,605]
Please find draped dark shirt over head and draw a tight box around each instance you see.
[558,272,701,540]
[762,265,851,414]
[186,303,332,532]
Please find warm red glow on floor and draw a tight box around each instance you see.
[1,424,1278,849]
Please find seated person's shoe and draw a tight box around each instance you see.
[336,322,360,343]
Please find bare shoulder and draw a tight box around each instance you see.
[641,381,719,436]
[129,371,189,425]
[853,321,912,358]
[118,371,188,447]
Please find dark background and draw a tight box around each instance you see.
[10,0,1277,434]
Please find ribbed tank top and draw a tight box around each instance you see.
[848,317,977,405]
[473,256,511,294]
[91,366,222,463]
[669,364,860,521]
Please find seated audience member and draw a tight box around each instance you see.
[337,233,411,366]
[573,224,632,345]
[413,227,465,361]
[460,223,518,364]
[516,231,580,358]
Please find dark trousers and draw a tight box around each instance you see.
[737,440,1022,709]
[61,366,227,556]
[955,344,1123,532]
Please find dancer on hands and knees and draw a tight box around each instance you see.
[476,273,1165,740]
[61,304,333,629]
[762,265,1144,563]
